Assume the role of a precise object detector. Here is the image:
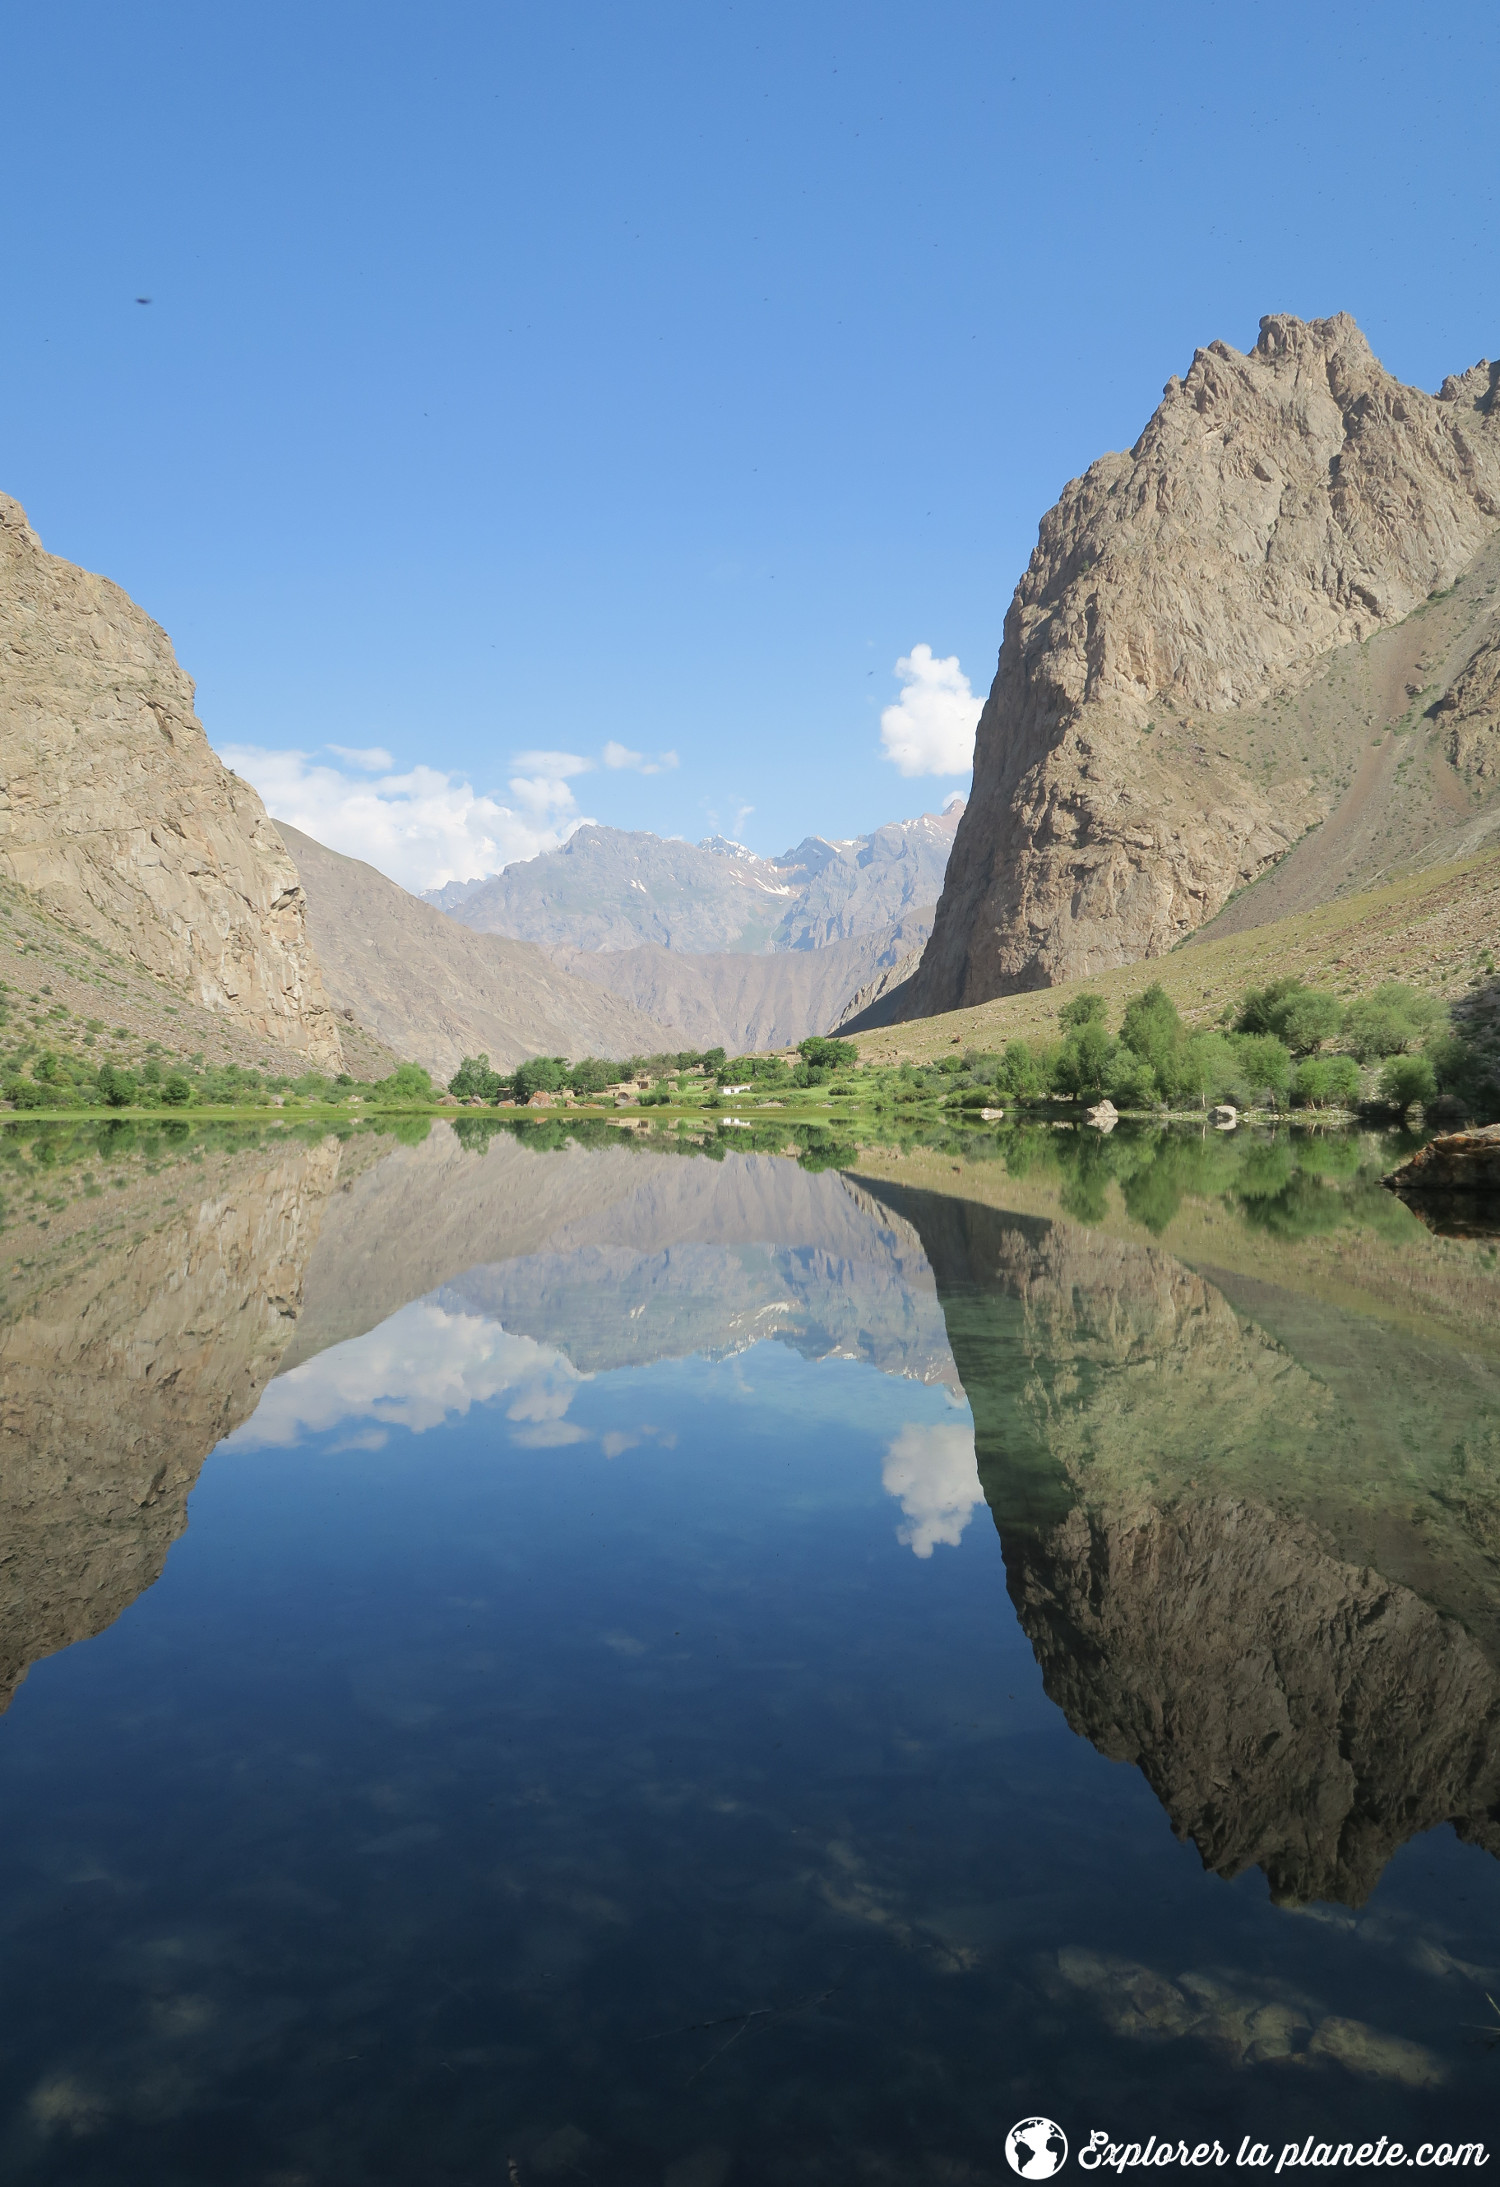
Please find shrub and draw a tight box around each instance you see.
[797,1035,858,1069]
[1291,1054,1360,1108]
[3,1076,54,1109]
[1376,1052,1437,1114]
[1058,992,1107,1031]
[159,1073,193,1107]
[377,1061,436,1104]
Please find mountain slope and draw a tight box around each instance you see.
[0,493,344,1067]
[280,824,681,1076]
[917,315,1500,1013]
[428,805,962,956]
[550,904,935,1053]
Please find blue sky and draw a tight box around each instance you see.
[6,2,1497,889]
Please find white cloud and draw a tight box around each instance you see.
[513,749,595,778]
[507,771,587,818]
[221,745,588,894]
[226,1300,587,1449]
[327,743,393,771]
[879,644,982,777]
[603,740,679,775]
[881,1421,984,1557]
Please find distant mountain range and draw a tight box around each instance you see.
[411,803,963,1052]
[424,803,963,955]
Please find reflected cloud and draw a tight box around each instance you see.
[881,1421,983,1558]
[230,1302,586,1449]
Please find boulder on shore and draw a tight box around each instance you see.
[1384,1123,1500,1194]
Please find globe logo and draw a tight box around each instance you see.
[1006,2118,1068,2178]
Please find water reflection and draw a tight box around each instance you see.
[861,1174,1500,1906]
[3,1115,1500,2166]
[5,1116,1499,1909]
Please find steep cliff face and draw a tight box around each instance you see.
[920,315,1500,1008]
[0,495,343,1067]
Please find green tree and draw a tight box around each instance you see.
[1051,1019,1113,1096]
[1278,988,1343,1055]
[996,1040,1050,1101]
[1342,983,1444,1062]
[1175,1031,1243,1109]
[1106,1045,1158,1109]
[450,1054,505,1100]
[1120,984,1185,1094]
[1376,1051,1437,1114]
[160,1073,193,1107]
[1235,978,1341,1054]
[1058,992,1107,1031]
[797,1035,859,1069]
[512,1056,569,1102]
[1231,1033,1291,1108]
[97,1062,137,1107]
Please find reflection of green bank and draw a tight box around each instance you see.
[859,1174,1500,1907]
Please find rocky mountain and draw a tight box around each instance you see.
[916,314,1500,1013]
[427,804,962,956]
[279,824,682,1077]
[0,493,345,1068]
[549,903,934,1054]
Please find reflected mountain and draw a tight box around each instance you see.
[0,1129,355,1712]
[0,1125,955,1710]
[6,1116,1500,1913]
[862,1176,1500,1906]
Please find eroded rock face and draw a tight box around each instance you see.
[1435,623,1500,782]
[920,315,1500,1006]
[863,1175,1500,1904]
[0,1135,345,1712]
[0,494,343,1066]
[1007,1497,1500,1907]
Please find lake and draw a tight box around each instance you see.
[2,1114,1498,2184]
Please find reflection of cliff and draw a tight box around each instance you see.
[863,1177,1500,1905]
[0,1135,347,1712]
[1009,1497,1500,1906]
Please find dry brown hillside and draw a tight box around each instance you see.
[280,823,683,1077]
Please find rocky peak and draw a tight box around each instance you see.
[918,314,1500,1008]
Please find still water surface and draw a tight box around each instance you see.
[1,1116,1498,2182]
